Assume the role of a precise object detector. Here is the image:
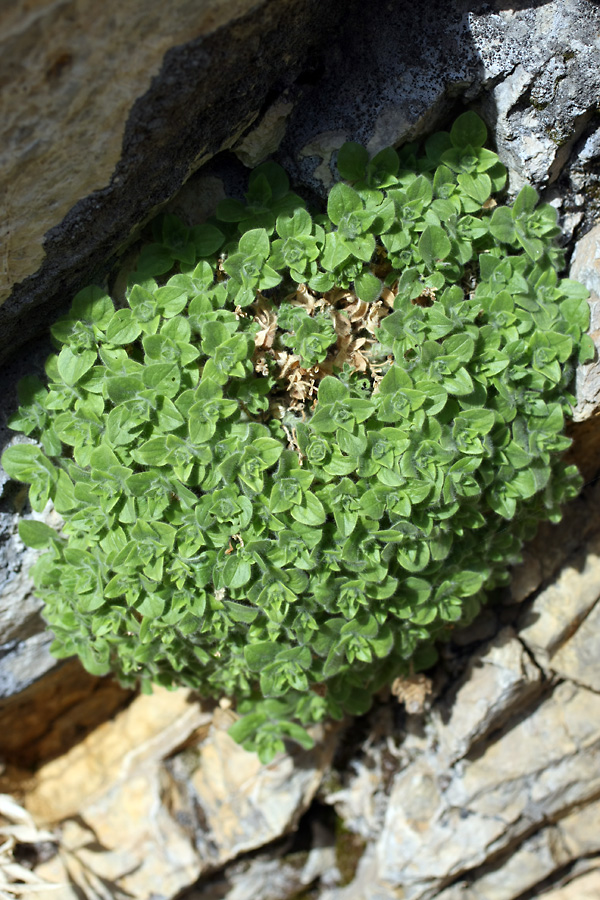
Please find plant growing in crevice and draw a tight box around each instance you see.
[2,112,592,762]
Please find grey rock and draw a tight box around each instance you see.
[372,681,600,900]
[518,530,600,667]
[433,627,542,764]
[0,501,63,698]
[548,598,600,692]
[436,800,600,900]
[570,224,600,422]
[4,0,600,363]
[0,630,56,700]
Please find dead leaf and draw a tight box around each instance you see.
[391,674,433,715]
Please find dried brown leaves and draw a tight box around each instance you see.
[250,281,396,434]
[390,674,433,715]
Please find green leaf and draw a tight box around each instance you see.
[18,519,60,549]
[327,183,362,226]
[450,111,487,149]
[418,226,451,269]
[105,309,143,345]
[482,206,517,243]
[512,184,538,219]
[57,347,96,386]
[2,444,51,483]
[238,227,270,260]
[337,142,369,181]
[244,641,280,671]
[191,223,224,256]
[291,492,326,526]
[354,271,382,303]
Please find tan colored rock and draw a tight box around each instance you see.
[518,531,600,667]
[0,658,133,770]
[434,826,572,900]
[435,800,600,900]
[0,0,260,304]
[549,598,600,691]
[27,689,339,899]
[26,686,213,823]
[433,627,542,763]
[234,100,295,168]
[169,716,340,868]
[535,865,600,900]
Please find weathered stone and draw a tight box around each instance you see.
[433,827,572,900]
[3,0,600,363]
[518,530,600,668]
[0,499,64,698]
[165,711,340,870]
[26,691,339,899]
[0,657,132,770]
[474,3,600,193]
[0,0,346,360]
[509,549,544,604]
[570,224,600,422]
[549,598,600,692]
[234,100,295,169]
[183,845,339,900]
[534,862,600,900]
[433,627,542,763]
[434,799,600,900]
[372,681,600,900]
[26,686,213,823]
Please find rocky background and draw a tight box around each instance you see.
[2,0,600,898]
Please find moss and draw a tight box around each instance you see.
[335,818,367,886]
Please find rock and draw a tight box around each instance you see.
[3,0,600,362]
[570,224,600,422]
[26,691,340,899]
[26,687,213,823]
[0,500,64,698]
[362,680,600,900]
[164,710,340,871]
[434,799,600,900]
[509,549,544,605]
[234,100,295,168]
[518,529,600,668]
[0,658,133,770]
[281,0,600,215]
[184,844,339,900]
[0,0,346,360]
[433,628,542,764]
[549,598,600,691]
[535,862,600,900]
[474,3,600,192]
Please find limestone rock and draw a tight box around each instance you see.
[518,530,600,668]
[0,0,345,360]
[0,658,132,770]
[549,598,600,691]
[570,224,600,422]
[27,691,340,899]
[184,843,339,900]
[165,711,340,870]
[433,627,542,763]
[26,687,213,823]
[535,863,600,900]
[354,681,600,900]
[434,799,600,900]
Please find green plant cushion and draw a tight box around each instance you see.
[2,112,592,762]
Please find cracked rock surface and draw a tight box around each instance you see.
[1,2,600,898]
